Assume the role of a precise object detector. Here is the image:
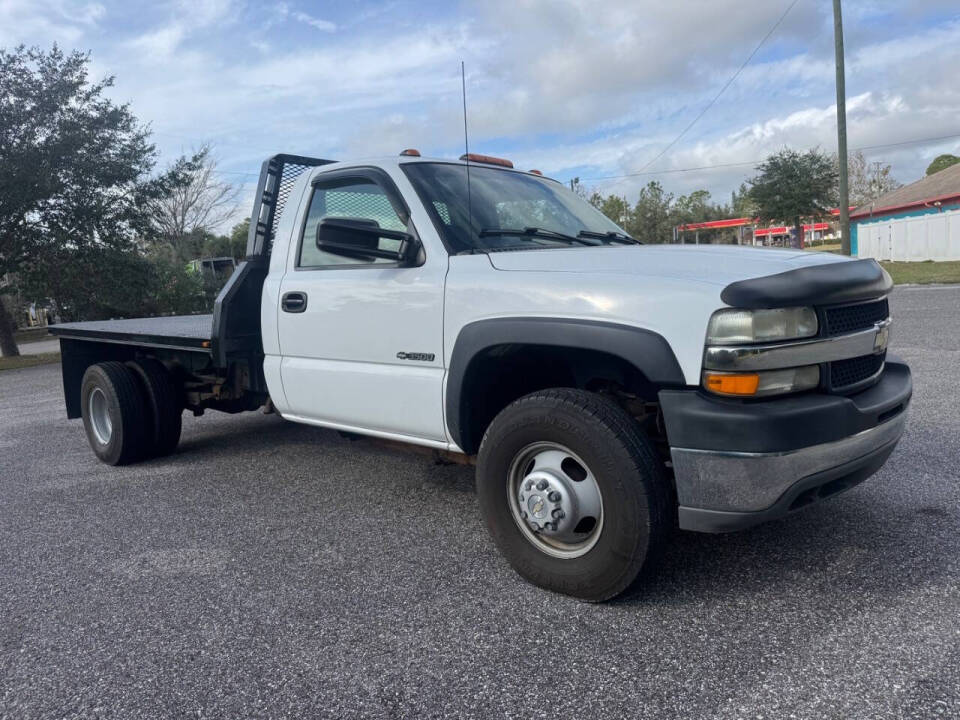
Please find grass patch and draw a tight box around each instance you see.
[805,242,843,254]
[14,328,51,344]
[0,352,61,371]
[880,261,960,285]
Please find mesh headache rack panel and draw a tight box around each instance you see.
[246,154,335,258]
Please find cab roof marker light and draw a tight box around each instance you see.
[459,153,514,168]
[529,169,543,176]
[399,148,421,157]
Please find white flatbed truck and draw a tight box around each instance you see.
[50,151,911,601]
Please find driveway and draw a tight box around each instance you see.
[15,338,59,356]
[1,286,958,719]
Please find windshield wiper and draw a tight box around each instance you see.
[479,226,599,246]
[577,229,641,245]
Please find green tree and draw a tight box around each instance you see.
[227,218,250,259]
[0,45,158,355]
[201,233,234,259]
[631,181,674,244]
[926,154,960,177]
[590,194,631,228]
[730,183,755,217]
[749,148,838,249]
[19,245,204,321]
[672,190,716,225]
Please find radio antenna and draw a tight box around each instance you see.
[461,61,473,238]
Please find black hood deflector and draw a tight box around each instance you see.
[720,258,893,308]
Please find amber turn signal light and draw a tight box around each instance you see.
[703,372,760,396]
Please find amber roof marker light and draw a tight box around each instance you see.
[399,148,421,157]
[459,153,514,169]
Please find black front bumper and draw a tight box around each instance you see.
[658,358,912,533]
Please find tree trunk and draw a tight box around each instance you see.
[0,298,20,357]
[795,215,804,249]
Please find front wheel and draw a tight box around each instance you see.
[476,388,671,602]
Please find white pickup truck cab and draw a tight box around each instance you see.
[51,152,912,601]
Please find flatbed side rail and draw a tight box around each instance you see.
[212,153,335,369]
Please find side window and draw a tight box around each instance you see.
[299,178,408,268]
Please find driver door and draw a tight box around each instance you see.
[276,168,447,444]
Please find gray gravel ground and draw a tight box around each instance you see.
[1,285,958,719]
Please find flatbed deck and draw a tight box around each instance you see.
[49,315,213,352]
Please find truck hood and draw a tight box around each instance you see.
[486,244,849,287]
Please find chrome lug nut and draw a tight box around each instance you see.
[548,491,561,502]
[536,479,549,491]
[525,480,534,491]
[552,508,564,519]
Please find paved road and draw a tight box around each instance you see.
[1,286,958,719]
[15,338,58,356]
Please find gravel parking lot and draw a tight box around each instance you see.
[1,285,958,719]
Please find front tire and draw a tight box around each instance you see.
[476,388,671,602]
[80,362,149,466]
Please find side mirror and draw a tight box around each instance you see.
[316,217,420,265]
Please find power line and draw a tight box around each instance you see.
[631,0,802,175]
[579,131,960,182]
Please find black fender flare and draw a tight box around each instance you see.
[446,317,686,453]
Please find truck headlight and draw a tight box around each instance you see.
[703,366,821,397]
[706,307,818,345]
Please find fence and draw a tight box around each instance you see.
[857,207,960,261]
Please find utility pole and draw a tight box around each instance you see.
[834,0,851,255]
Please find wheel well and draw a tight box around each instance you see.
[455,344,661,454]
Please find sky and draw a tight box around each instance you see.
[3,0,960,225]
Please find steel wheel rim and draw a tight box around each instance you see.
[88,387,112,445]
[507,441,604,559]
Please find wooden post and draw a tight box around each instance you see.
[834,0,851,255]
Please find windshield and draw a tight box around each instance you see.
[402,162,631,254]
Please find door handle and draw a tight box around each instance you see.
[281,291,307,313]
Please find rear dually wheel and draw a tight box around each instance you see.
[80,362,149,466]
[126,358,182,458]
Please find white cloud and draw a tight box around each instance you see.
[4,0,960,219]
[124,0,236,60]
[273,3,336,32]
[0,0,106,46]
[292,10,336,32]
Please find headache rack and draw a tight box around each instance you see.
[211,154,334,366]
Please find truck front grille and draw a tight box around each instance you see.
[822,298,889,337]
[818,298,890,393]
[829,352,886,391]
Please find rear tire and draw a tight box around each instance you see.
[476,388,671,602]
[126,359,182,458]
[80,362,149,466]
